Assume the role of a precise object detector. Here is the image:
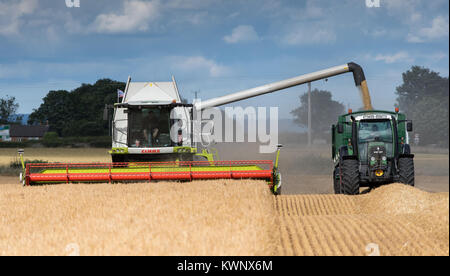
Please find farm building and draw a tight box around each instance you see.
[3,125,49,142]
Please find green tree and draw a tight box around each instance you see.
[28,90,72,135]
[291,89,344,139]
[395,66,449,147]
[28,79,125,136]
[0,95,19,124]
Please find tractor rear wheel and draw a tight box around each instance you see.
[398,157,414,186]
[340,159,360,195]
[333,167,341,194]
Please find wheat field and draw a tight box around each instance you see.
[0,148,111,165]
[0,180,278,256]
[275,184,449,256]
[0,180,448,256]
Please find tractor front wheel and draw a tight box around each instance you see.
[340,159,360,195]
[398,157,414,187]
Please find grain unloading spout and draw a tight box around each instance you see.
[194,62,373,111]
[347,62,373,110]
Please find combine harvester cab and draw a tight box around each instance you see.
[110,76,198,163]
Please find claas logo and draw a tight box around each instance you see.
[141,149,160,153]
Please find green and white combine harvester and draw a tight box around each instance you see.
[21,62,412,195]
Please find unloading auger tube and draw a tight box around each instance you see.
[194,62,373,111]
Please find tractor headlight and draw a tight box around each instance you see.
[382,156,387,161]
[371,156,376,162]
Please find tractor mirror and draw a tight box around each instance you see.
[407,121,413,132]
[337,123,344,134]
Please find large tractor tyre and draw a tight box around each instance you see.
[340,159,360,195]
[398,157,414,187]
[333,167,341,194]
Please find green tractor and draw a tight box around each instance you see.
[331,109,414,195]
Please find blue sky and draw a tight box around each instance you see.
[0,0,448,118]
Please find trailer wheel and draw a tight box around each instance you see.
[340,159,360,195]
[333,167,341,194]
[398,157,414,187]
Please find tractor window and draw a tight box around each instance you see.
[128,107,172,148]
[358,120,393,161]
[358,120,393,143]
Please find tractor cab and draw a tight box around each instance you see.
[355,115,395,182]
[356,116,394,162]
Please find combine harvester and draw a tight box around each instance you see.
[20,62,373,194]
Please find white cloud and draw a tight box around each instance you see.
[373,51,414,64]
[383,1,449,43]
[384,0,419,11]
[406,34,424,43]
[260,1,337,45]
[228,12,240,19]
[282,25,336,45]
[223,25,259,44]
[303,0,323,19]
[92,0,160,33]
[174,56,229,77]
[368,29,388,37]
[407,15,449,43]
[381,0,448,42]
[410,12,422,23]
[0,0,38,35]
[164,0,216,10]
[425,51,449,62]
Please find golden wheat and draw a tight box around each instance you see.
[276,184,449,256]
[0,178,448,256]
[0,180,277,256]
[0,148,111,165]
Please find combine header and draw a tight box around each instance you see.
[19,62,373,195]
[24,160,274,184]
[19,149,282,193]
